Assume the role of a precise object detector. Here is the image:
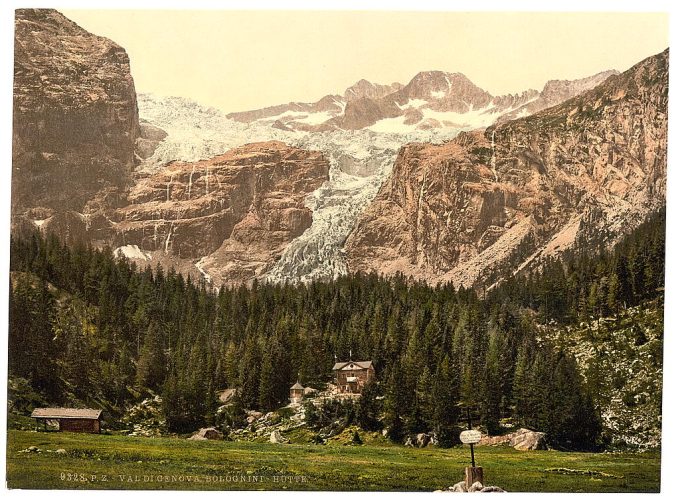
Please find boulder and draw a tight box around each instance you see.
[451,481,467,492]
[189,427,223,440]
[415,433,431,448]
[480,486,507,492]
[217,388,237,404]
[270,429,289,444]
[440,480,506,493]
[478,427,547,451]
[509,428,547,451]
[246,411,263,423]
[468,481,484,492]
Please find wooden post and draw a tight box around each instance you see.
[467,407,475,467]
[464,406,483,487]
[465,466,484,487]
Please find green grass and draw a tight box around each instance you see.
[6,430,660,492]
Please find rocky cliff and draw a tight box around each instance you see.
[30,141,329,287]
[12,9,140,212]
[119,141,330,286]
[345,50,668,288]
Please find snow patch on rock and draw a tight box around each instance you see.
[115,244,151,261]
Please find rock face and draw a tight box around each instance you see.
[345,49,667,289]
[12,9,140,212]
[478,428,548,451]
[19,141,329,288]
[102,141,328,287]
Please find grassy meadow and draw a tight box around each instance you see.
[6,430,660,492]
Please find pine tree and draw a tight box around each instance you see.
[258,341,277,411]
[481,327,502,434]
[430,355,459,447]
[383,360,407,441]
[239,335,261,410]
[357,380,382,431]
[136,320,166,391]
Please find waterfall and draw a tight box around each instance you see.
[166,174,174,202]
[188,166,196,198]
[164,223,174,254]
[490,129,498,182]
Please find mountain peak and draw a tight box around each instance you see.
[344,79,403,102]
[401,71,484,99]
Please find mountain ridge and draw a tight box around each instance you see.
[227,68,618,133]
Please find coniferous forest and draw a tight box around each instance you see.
[7,210,665,452]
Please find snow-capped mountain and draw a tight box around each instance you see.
[135,93,461,284]
[226,69,618,134]
[15,8,656,291]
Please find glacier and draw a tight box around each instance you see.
[136,93,470,284]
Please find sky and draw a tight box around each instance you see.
[61,10,668,114]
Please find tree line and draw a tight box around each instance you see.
[7,209,664,450]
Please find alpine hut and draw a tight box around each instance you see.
[31,408,103,433]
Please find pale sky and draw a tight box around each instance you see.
[62,10,668,114]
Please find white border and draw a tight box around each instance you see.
[0,1,677,503]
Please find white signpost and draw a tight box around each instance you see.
[459,429,482,444]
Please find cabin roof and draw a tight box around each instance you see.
[290,381,305,390]
[31,408,102,420]
[332,360,373,371]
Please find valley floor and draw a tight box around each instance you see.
[6,430,660,492]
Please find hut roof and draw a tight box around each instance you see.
[332,360,373,371]
[31,408,102,420]
[290,381,305,390]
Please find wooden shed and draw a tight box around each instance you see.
[31,408,103,433]
[290,382,305,404]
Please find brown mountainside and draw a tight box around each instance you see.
[345,49,668,288]
[12,9,140,212]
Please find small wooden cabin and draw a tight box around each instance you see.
[31,408,102,433]
[333,360,375,394]
[290,382,305,404]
